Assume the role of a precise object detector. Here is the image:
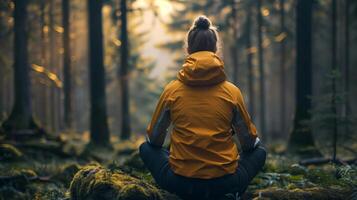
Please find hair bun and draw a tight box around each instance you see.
[194,16,211,30]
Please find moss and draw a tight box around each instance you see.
[19,169,37,178]
[306,168,340,187]
[253,186,350,200]
[287,164,308,176]
[0,143,23,161]
[31,182,67,200]
[69,164,164,200]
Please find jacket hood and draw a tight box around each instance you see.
[177,51,226,86]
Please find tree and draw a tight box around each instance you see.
[344,0,350,143]
[288,0,319,156]
[119,0,131,140]
[331,0,338,162]
[257,0,266,139]
[49,0,58,132]
[62,0,73,130]
[279,0,287,134]
[40,0,48,127]
[246,0,255,117]
[230,0,239,85]
[88,0,110,146]
[1,0,39,134]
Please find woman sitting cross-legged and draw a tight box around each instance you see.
[139,15,266,200]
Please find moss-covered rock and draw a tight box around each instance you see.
[0,143,23,161]
[69,164,164,200]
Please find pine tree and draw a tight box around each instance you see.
[87,0,110,146]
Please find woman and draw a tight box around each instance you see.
[139,16,266,200]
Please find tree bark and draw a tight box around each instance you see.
[288,0,319,156]
[331,0,338,162]
[279,0,286,134]
[62,0,73,130]
[49,0,57,133]
[256,0,266,139]
[246,1,255,117]
[230,0,238,85]
[1,0,38,133]
[119,0,131,140]
[344,0,350,141]
[40,0,50,130]
[88,0,110,146]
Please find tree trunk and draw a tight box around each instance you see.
[344,0,350,141]
[1,0,38,133]
[246,1,255,117]
[62,0,73,130]
[40,0,50,130]
[230,0,238,85]
[279,0,286,134]
[288,0,319,156]
[256,0,266,139]
[88,0,110,146]
[331,0,338,162]
[49,0,57,133]
[119,0,131,140]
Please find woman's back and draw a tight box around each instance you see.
[140,16,265,199]
[147,51,257,179]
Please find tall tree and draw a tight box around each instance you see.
[344,0,350,141]
[246,1,255,116]
[40,0,49,129]
[257,0,266,139]
[119,0,131,140]
[279,0,286,134]
[288,0,319,155]
[331,0,338,162]
[62,0,73,130]
[230,0,238,84]
[1,0,38,133]
[49,0,57,132]
[88,0,110,146]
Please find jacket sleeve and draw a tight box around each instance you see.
[146,85,172,147]
[232,89,258,152]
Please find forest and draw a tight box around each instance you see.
[0,0,356,199]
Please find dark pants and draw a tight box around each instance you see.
[139,142,266,200]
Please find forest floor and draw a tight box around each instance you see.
[0,132,356,200]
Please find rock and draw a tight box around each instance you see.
[0,143,23,161]
[69,164,165,200]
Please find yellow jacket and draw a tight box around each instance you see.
[147,51,258,179]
